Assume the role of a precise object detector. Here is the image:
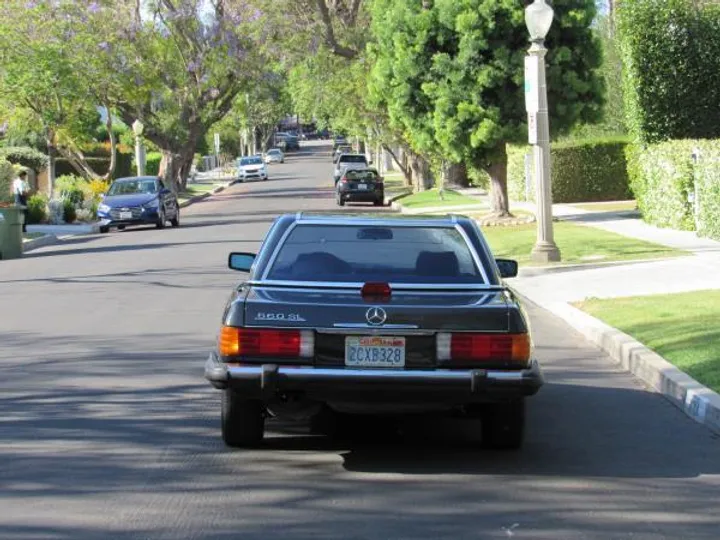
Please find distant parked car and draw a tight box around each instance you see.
[97,176,180,233]
[333,153,369,184]
[237,156,268,182]
[332,145,353,163]
[264,148,285,164]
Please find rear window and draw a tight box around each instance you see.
[346,170,379,182]
[266,224,484,284]
[338,155,367,163]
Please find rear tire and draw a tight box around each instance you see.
[373,198,383,207]
[170,210,180,228]
[481,400,525,450]
[99,225,109,234]
[221,390,265,448]
[338,196,345,207]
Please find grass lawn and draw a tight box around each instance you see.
[482,221,685,266]
[178,183,221,203]
[575,290,720,393]
[381,172,410,192]
[400,188,484,209]
[570,200,637,212]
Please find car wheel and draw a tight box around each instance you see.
[373,198,384,207]
[156,208,166,229]
[221,390,265,448]
[170,210,180,228]
[99,225,109,234]
[338,196,345,207]
[481,399,525,450]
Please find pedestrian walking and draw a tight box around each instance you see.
[12,170,29,233]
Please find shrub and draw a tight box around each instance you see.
[0,159,15,205]
[88,178,109,202]
[62,199,77,224]
[54,149,134,180]
[55,174,86,205]
[145,152,162,176]
[625,140,696,231]
[0,146,48,171]
[26,193,48,224]
[617,0,720,142]
[508,138,632,204]
[47,199,65,225]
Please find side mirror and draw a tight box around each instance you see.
[228,252,256,272]
[495,258,518,279]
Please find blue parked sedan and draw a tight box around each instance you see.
[97,176,180,233]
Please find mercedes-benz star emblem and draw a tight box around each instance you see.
[366,307,387,326]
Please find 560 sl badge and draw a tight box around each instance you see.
[255,312,307,322]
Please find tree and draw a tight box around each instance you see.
[0,1,120,189]
[369,0,604,215]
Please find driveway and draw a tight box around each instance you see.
[0,141,718,539]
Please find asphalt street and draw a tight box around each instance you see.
[1,141,719,540]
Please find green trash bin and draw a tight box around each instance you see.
[0,206,25,260]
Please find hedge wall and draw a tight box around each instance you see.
[145,152,162,176]
[508,138,631,204]
[54,151,133,179]
[625,139,720,239]
[617,0,720,143]
[0,146,48,171]
[0,159,16,204]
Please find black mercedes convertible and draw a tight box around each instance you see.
[205,213,543,449]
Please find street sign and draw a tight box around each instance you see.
[214,133,220,155]
[524,56,539,114]
[528,113,538,145]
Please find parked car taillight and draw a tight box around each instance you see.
[219,327,314,358]
[436,332,531,365]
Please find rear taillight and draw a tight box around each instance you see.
[436,332,530,365]
[219,327,314,358]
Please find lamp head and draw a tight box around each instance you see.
[132,119,144,136]
[525,0,554,43]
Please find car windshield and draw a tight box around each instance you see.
[345,170,379,182]
[268,150,281,155]
[240,157,262,165]
[266,224,483,284]
[339,155,367,163]
[107,179,157,196]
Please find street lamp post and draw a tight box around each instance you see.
[525,0,561,263]
[132,119,146,176]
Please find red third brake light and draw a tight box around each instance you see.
[361,282,392,301]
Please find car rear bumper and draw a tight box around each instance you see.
[204,352,543,403]
[340,190,384,202]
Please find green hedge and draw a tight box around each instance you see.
[54,152,133,179]
[0,146,48,171]
[688,140,720,240]
[0,159,16,204]
[617,0,720,143]
[508,138,632,204]
[145,152,162,176]
[625,140,696,231]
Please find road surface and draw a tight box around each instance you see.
[1,142,718,539]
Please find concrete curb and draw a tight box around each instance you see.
[536,299,720,435]
[23,233,60,252]
[179,182,231,209]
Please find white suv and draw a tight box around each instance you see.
[237,155,268,182]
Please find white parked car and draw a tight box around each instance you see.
[237,155,268,182]
[264,148,285,164]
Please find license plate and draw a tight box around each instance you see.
[119,212,133,220]
[357,183,368,190]
[345,336,405,368]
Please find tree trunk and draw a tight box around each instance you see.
[383,144,412,186]
[46,129,56,197]
[158,148,195,193]
[409,152,433,192]
[446,162,469,188]
[483,145,511,217]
